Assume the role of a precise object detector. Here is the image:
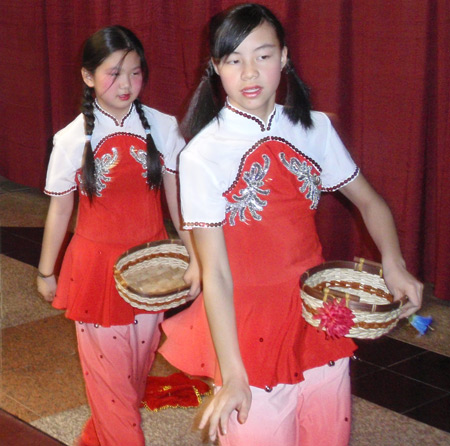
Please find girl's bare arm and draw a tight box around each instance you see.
[163,172,201,298]
[193,227,251,441]
[340,174,423,317]
[37,193,75,302]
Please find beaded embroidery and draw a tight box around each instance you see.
[225,102,276,132]
[129,145,166,187]
[78,147,118,197]
[130,146,148,178]
[226,154,271,226]
[279,152,321,209]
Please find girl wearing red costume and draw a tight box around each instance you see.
[160,4,422,446]
[37,26,200,446]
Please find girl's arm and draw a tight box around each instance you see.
[340,174,423,317]
[163,172,201,298]
[37,193,75,302]
[192,227,251,441]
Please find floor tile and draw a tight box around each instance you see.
[2,315,77,372]
[0,189,49,226]
[404,394,450,432]
[0,394,41,422]
[354,336,427,367]
[352,368,447,414]
[1,226,45,244]
[1,255,62,328]
[2,352,87,421]
[350,355,383,380]
[389,351,450,392]
[2,316,86,422]
[351,396,450,445]
[0,408,66,445]
[0,230,42,267]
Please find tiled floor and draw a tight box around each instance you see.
[1,175,450,445]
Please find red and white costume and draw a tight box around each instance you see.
[45,101,184,446]
[160,103,359,445]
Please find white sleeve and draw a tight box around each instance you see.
[162,116,185,173]
[315,113,359,191]
[44,116,85,196]
[144,107,185,173]
[179,148,227,229]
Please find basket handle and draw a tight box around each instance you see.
[354,257,383,277]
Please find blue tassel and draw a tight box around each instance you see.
[408,314,433,336]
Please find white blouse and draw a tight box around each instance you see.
[45,102,185,196]
[180,103,359,228]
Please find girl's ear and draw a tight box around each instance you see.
[281,46,288,71]
[81,68,94,88]
[211,58,220,76]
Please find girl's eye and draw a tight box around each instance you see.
[224,57,240,65]
[258,55,271,61]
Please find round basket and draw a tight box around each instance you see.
[114,239,192,312]
[300,258,408,339]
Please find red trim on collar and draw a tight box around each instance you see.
[94,100,134,127]
[225,103,276,132]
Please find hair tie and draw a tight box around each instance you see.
[145,128,151,135]
[201,61,215,82]
[284,59,295,74]
[85,134,92,142]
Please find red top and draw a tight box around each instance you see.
[53,133,167,326]
[161,132,356,388]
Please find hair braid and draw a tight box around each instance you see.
[81,85,97,200]
[134,99,162,188]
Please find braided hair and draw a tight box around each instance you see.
[80,25,161,199]
[181,3,313,140]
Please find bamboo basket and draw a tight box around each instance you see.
[300,258,408,339]
[114,239,192,311]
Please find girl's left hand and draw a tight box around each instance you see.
[382,260,423,318]
[183,260,201,298]
[199,376,252,442]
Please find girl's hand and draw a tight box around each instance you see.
[36,275,57,302]
[199,377,252,442]
[382,259,423,318]
[183,260,201,298]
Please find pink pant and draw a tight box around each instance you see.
[218,358,351,446]
[76,313,163,446]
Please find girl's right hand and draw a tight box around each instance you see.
[199,376,252,442]
[37,275,57,302]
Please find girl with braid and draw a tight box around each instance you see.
[160,4,423,445]
[37,25,200,446]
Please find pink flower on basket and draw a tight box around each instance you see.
[314,298,355,338]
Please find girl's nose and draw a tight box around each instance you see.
[119,75,131,89]
[241,62,258,80]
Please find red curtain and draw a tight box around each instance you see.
[1,0,448,299]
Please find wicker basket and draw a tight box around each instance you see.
[114,239,192,311]
[300,258,408,339]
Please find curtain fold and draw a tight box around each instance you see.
[0,0,448,298]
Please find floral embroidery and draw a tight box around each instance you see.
[130,146,147,178]
[226,154,271,226]
[279,152,321,209]
[78,148,118,196]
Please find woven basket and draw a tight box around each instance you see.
[300,258,408,339]
[114,239,192,311]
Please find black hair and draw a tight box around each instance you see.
[181,3,313,139]
[81,25,162,200]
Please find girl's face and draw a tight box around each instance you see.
[82,50,143,120]
[213,21,287,123]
